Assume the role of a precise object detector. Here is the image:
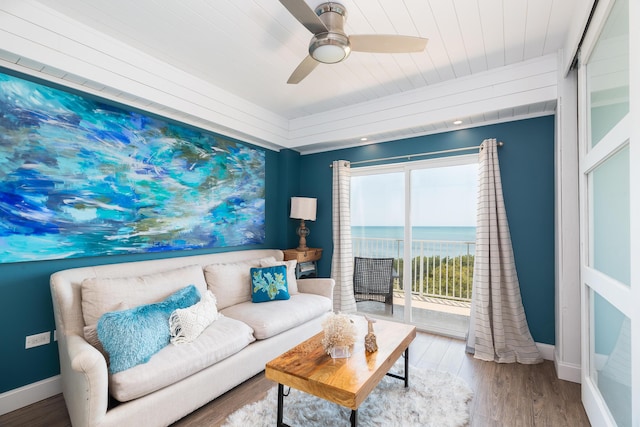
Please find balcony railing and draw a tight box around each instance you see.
[352,237,475,303]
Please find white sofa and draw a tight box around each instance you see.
[50,249,334,427]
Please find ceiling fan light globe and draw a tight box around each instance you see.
[309,33,350,64]
[312,44,348,63]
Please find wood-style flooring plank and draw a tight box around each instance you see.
[0,393,71,427]
[0,332,591,427]
[436,337,467,376]
[414,333,451,370]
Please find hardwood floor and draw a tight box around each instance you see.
[0,332,590,426]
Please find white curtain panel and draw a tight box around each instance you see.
[330,160,357,313]
[466,139,542,364]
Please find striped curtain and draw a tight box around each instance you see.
[330,160,357,313]
[466,139,542,364]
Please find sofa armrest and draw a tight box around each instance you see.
[61,334,109,427]
[297,278,334,300]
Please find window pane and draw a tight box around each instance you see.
[351,172,404,258]
[410,163,477,333]
[591,145,630,285]
[587,0,629,147]
[351,172,404,320]
[591,291,631,426]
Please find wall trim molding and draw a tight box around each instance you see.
[0,375,61,416]
[554,358,582,384]
[536,342,555,361]
[542,343,581,384]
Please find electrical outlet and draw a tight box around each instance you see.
[25,332,50,349]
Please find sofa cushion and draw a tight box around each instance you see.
[220,293,332,340]
[97,285,201,374]
[169,290,220,344]
[81,264,207,327]
[204,257,275,309]
[83,302,128,364]
[250,265,290,303]
[109,316,255,402]
[260,259,298,294]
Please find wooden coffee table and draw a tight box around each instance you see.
[265,317,416,427]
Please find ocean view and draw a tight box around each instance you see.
[352,226,476,258]
[352,226,476,241]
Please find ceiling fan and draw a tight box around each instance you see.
[280,0,429,84]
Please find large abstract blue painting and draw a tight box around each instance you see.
[0,70,265,263]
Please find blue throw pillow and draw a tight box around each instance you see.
[97,285,200,374]
[250,265,289,303]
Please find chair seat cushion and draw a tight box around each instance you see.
[220,293,331,340]
[108,316,255,402]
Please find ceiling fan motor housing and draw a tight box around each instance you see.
[309,2,351,63]
[282,0,427,83]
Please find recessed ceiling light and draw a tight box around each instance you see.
[360,137,368,141]
[453,120,463,125]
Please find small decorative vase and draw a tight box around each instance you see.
[330,346,351,359]
[364,316,378,353]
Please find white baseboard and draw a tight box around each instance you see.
[555,359,582,383]
[0,375,61,416]
[552,347,582,384]
[537,343,581,384]
[536,342,555,361]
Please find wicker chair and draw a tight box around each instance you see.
[353,257,395,313]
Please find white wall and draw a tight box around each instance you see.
[554,58,582,383]
[551,0,597,385]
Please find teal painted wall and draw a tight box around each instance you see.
[0,146,288,394]
[0,114,556,395]
[299,116,556,345]
[277,149,304,248]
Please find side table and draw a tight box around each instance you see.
[283,248,322,278]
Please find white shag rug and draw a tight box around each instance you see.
[222,366,473,427]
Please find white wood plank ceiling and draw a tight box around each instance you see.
[0,0,579,153]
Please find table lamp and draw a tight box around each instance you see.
[290,197,317,251]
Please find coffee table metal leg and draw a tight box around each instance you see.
[404,347,410,388]
[350,409,358,426]
[277,383,291,427]
[385,348,410,387]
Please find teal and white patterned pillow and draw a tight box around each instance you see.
[250,265,289,303]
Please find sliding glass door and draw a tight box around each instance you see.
[408,159,477,336]
[578,0,638,424]
[351,155,478,337]
[351,168,404,317]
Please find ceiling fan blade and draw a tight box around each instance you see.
[349,34,428,53]
[287,55,319,84]
[279,0,328,34]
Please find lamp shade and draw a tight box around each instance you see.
[290,197,317,221]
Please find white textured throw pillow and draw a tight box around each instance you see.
[169,290,220,344]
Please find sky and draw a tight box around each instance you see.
[351,163,478,227]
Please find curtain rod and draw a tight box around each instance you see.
[330,141,503,167]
